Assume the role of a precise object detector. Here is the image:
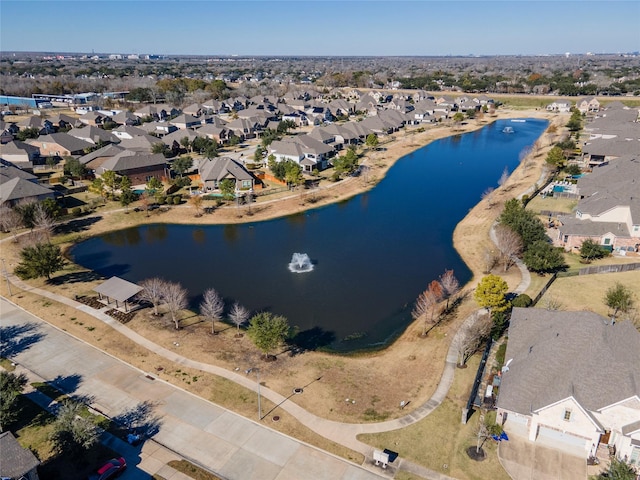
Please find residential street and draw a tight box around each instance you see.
[1,297,386,480]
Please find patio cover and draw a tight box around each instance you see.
[94,276,143,303]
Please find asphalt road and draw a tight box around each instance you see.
[1,297,386,480]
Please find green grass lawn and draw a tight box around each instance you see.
[358,355,510,480]
[526,195,577,215]
[11,394,119,480]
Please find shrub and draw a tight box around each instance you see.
[511,294,532,308]
[71,207,82,217]
[172,195,182,205]
[157,195,167,205]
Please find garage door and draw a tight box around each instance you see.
[538,426,589,455]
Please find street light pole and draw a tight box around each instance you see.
[1,258,12,296]
[246,368,261,420]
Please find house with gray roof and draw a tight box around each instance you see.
[497,308,640,462]
[556,156,640,252]
[97,152,167,185]
[0,140,40,170]
[68,125,119,145]
[27,132,93,157]
[546,100,572,113]
[198,156,255,192]
[0,431,41,480]
[0,162,55,206]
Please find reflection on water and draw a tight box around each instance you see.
[71,119,547,351]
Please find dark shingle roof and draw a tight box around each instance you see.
[497,309,640,416]
[0,431,40,478]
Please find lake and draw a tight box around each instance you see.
[71,118,548,352]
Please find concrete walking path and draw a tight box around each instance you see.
[1,212,532,479]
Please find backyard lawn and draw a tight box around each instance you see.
[358,354,510,480]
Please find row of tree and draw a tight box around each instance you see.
[137,278,291,359]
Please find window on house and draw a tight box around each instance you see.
[563,409,572,421]
[604,238,611,245]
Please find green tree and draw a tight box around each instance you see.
[452,112,465,123]
[146,176,163,194]
[101,170,118,198]
[365,133,379,148]
[604,282,635,323]
[545,146,566,170]
[50,400,99,456]
[579,239,609,262]
[151,142,170,157]
[41,197,61,219]
[0,371,27,432]
[219,178,235,200]
[261,129,280,148]
[498,198,547,247]
[64,157,87,178]
[254,145,265,162]
[474,274,510,314]
[566,110,582,132]
[16,127,40,141]
[14,243,65,281]
[522,240,566,273]
[180,136,191,153]
[90,177,106,200]
[247,312,291,359]
[119,177,136,211]
[590,458,636,480]
[171,156,193,177]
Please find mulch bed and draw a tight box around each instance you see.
[106,309,137,324]
[75,295,104,309]
[466,446,486,461]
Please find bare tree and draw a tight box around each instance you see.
[481,187,495,208]
[482,247,498,274]
[497,166,510,190]
[138,277,167,316]
[519,145,533,171]
[189,195,203,217]
[494,224,523,272]
[456,313,491,367]
[543,294,564,311]
[229,302,250,336]
[200,288,224,334]
[163,281,188,329]
[32,203,55,243]
[439,269,460,311]
[0,206,23,242]
[412,281,442,336]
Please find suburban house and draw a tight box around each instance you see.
[269,135,333,172]
[133,104,180,121]
[112,125,149,140]
[170,114,202,130]
[111,110,139,126]
[546,100,572,113]
[0,162,55,206]
[555,155,640,253]
[139,121,178,137]
[17,115,55,135]
[68,125,119,145]
[79,144,127,171]
[198,156,255,192]
[497,308,640,465]
[198,124,229,145]
[576,96,601,114]
[27,132,93,157]
[1,121,18,143]
[78,111,110,127]
[0,140,40,170]
[0,431,41,480]
[581,138,640,167]
[117,134,164,153]
[97,152,168,185]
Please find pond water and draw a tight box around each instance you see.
[71,118,548,352]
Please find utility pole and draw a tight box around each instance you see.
[1,259,12,296]
[246,368,261,420]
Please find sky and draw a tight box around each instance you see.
[1,0,639,57]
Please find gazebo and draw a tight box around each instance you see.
[94,276,143,312]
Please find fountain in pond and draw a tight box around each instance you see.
[288,253,314,273]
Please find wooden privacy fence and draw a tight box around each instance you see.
[579,262,640,275]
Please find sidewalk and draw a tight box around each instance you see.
[2,225,531,480]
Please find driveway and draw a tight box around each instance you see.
[1,298,386,480]
[498,429,587,480]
